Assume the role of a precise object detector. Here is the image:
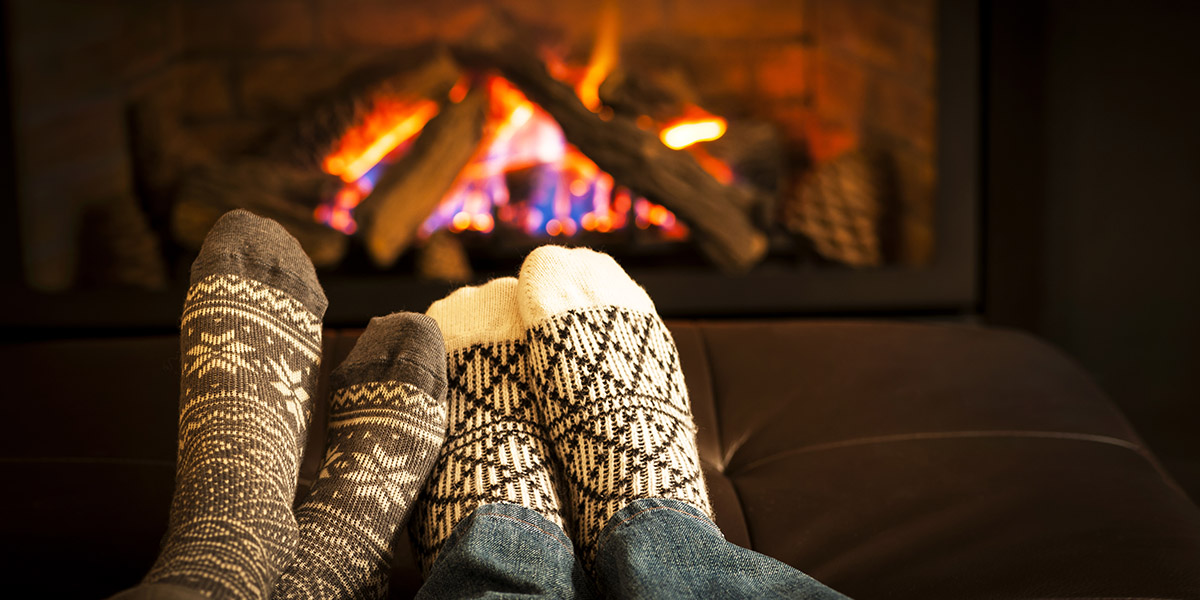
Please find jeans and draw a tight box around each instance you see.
[418,499,850,600]
[114,500,849,599]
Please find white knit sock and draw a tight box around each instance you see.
[409,277,566,575]
[517,245,712,570]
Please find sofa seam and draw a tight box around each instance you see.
[732,429,1158,475]
[693,321,755,551]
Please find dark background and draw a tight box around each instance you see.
[1,0,1197,502]
[985,0,1200,501]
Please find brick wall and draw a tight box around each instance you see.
[9,0,936,290]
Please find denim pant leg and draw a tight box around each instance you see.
[594,498,851,600]
[415,502,599,600]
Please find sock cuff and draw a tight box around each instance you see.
[190,209,328,317]
[426,277,523,351]
[517,245,655,326]
[330,312,447,402]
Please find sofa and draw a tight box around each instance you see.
[3,320,1199,598]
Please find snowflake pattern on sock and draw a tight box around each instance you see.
[275,381,447,600]
[146,272,323,599]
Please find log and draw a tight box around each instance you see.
[782,149,885,268]
[355,86,487,268]
[262,45,464,170]
[451,14,768,271]
[416,230,474,282]
[172,158,348,267]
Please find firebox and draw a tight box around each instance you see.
[3,0,979,330]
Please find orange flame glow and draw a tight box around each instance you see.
[660,117,727,150]
[576,0,620,112]
[323,98,439,182]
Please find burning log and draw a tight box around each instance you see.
[782,149,887,268]
[172,159,347,267]
[416,230,474,282]
[354,86,487,268]
[451,15,768,271]
[262,46,463,170]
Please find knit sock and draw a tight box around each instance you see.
[274,313,449,600]
[410,277,566,575]
[144,209,327,598]
[517,245,713,570]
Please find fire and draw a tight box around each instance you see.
[322,98,439,182]
[576,1,620,112]
[660,117,727,150]
[314,4,738,245]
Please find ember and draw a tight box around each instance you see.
[311,15,727,244]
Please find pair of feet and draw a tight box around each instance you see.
[142,210,711,599]
[414,243,713,576]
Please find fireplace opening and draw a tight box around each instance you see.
[5,0,978,328]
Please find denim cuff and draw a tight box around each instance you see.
[595,497,724,555]
[454,502,576,555]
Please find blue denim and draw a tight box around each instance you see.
[417,499,850,600]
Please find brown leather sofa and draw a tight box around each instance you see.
[3,320,1200,598]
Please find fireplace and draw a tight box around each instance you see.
[2,0,979,330]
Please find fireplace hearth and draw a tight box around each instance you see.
[3,0,980,330]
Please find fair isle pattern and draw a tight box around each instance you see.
[145,273,322,599]
[525,305,713,567]
[275,382,447,600]
[410,340,565,574]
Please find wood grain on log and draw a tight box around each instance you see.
[451,14,767,271]
[355,86,487,268]
[172,159,347,266]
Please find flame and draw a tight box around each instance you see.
[416,75,687,240]
[323,98,439,182]
[660,116,727,150]
[576,0,620,112]
[315,2,708,245]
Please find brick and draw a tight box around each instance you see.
[182,0,314,51]
[887,145,936,265]
[181,120,272,157]
[316,0,443,47]
[19,155,136,291]
[237,54,350,118]
[755,43,809,102]
[811,49,868,127]
[14,96,129,178]
[10,0,179,116]
[882,0,936,32]
[174,59,235,119]
[664,0,806,40]
[512,0,668,45]
[813,0,934,89]
[864,74,935,154]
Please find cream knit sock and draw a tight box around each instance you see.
[517,246,712,570]
[409,278,566,575]
[274,313,448,600]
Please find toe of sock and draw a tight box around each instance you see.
[426,277,523,350]
[190,209,327,316]
[331,312,448,402]
[517,245,655,326]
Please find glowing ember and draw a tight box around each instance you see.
[323,99,439,182]
[660,117,727,150]
[313,5,736,245]
[576,1,620,112]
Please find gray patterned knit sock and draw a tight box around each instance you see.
[409,277,567,575]
[144,209,327,599]
[274,313,448,600]
[517,246,713,570]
